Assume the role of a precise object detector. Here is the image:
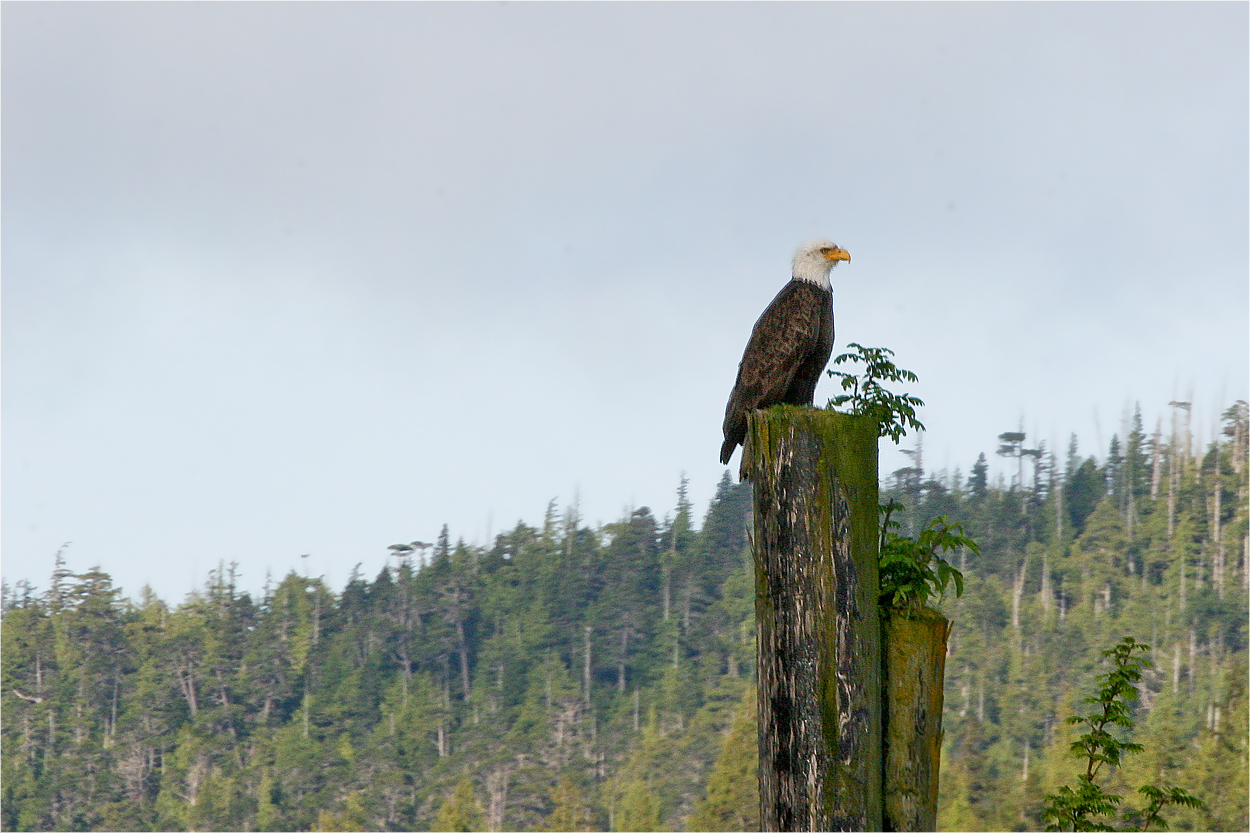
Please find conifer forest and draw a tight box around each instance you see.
[2,401,1247,832]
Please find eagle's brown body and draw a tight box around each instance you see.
[719,279,834,465]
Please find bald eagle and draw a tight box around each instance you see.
[719,239,851,467]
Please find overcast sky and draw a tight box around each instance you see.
[4,2,1247,603]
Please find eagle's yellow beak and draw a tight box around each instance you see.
[823,247,851,263]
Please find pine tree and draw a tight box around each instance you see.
[1066,458,1105,533]
[687,686,758,831]
[433,775,484,832]
[2,411,1243,833]
[970,452,989,499]
[545,774,593,832]
[614,776,662,832]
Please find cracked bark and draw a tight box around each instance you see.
[747,407,881,831]
[882,609,950,832]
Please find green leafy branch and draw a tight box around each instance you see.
[1042,637,1206,831]
[878,500,977,612]
[826,343,925,443]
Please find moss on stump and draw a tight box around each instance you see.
[747,406,882,831]
[882,607,950,832]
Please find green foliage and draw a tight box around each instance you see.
[1067,458,1107,533]
[315,792,369,831]
[1126,786,1208,832]
[911,399,1246,832]
[1042,638,1206,831]
[1042,637,1148,831]
[0,476,759,832]
[545,775,593,832]
[433,776,484,832]
[825,343,925,443]
[613,777,662,832]
[878,500,978,611]
[2,397,1245,832]
[687,686,759,832]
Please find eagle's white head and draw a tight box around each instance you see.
[791,238,851,288]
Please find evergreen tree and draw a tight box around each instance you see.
[1066,458,1105,533]
[969,452,990,499]
[545,774,593,832]
[2,401,1244,832]
[433,775,484,832]
[687,686,758,832]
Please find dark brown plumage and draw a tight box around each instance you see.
[719,240,848,467]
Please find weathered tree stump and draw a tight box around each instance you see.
[882,609,951,832]
[747,406,882,832]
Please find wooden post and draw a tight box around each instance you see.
[882,609,951,832]
[747,406,882,831]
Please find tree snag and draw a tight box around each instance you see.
[747,406,882,831]
[882,609,951,832]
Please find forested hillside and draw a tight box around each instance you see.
[918,401,1248,831]
[2,401,1246,832]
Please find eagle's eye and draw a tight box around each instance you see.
[818,247,832,255]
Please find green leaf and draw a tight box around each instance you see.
[825,344,926,443]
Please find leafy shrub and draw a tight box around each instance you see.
[878,499,977,612]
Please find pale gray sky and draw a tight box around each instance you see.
[4,2,1247,602]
